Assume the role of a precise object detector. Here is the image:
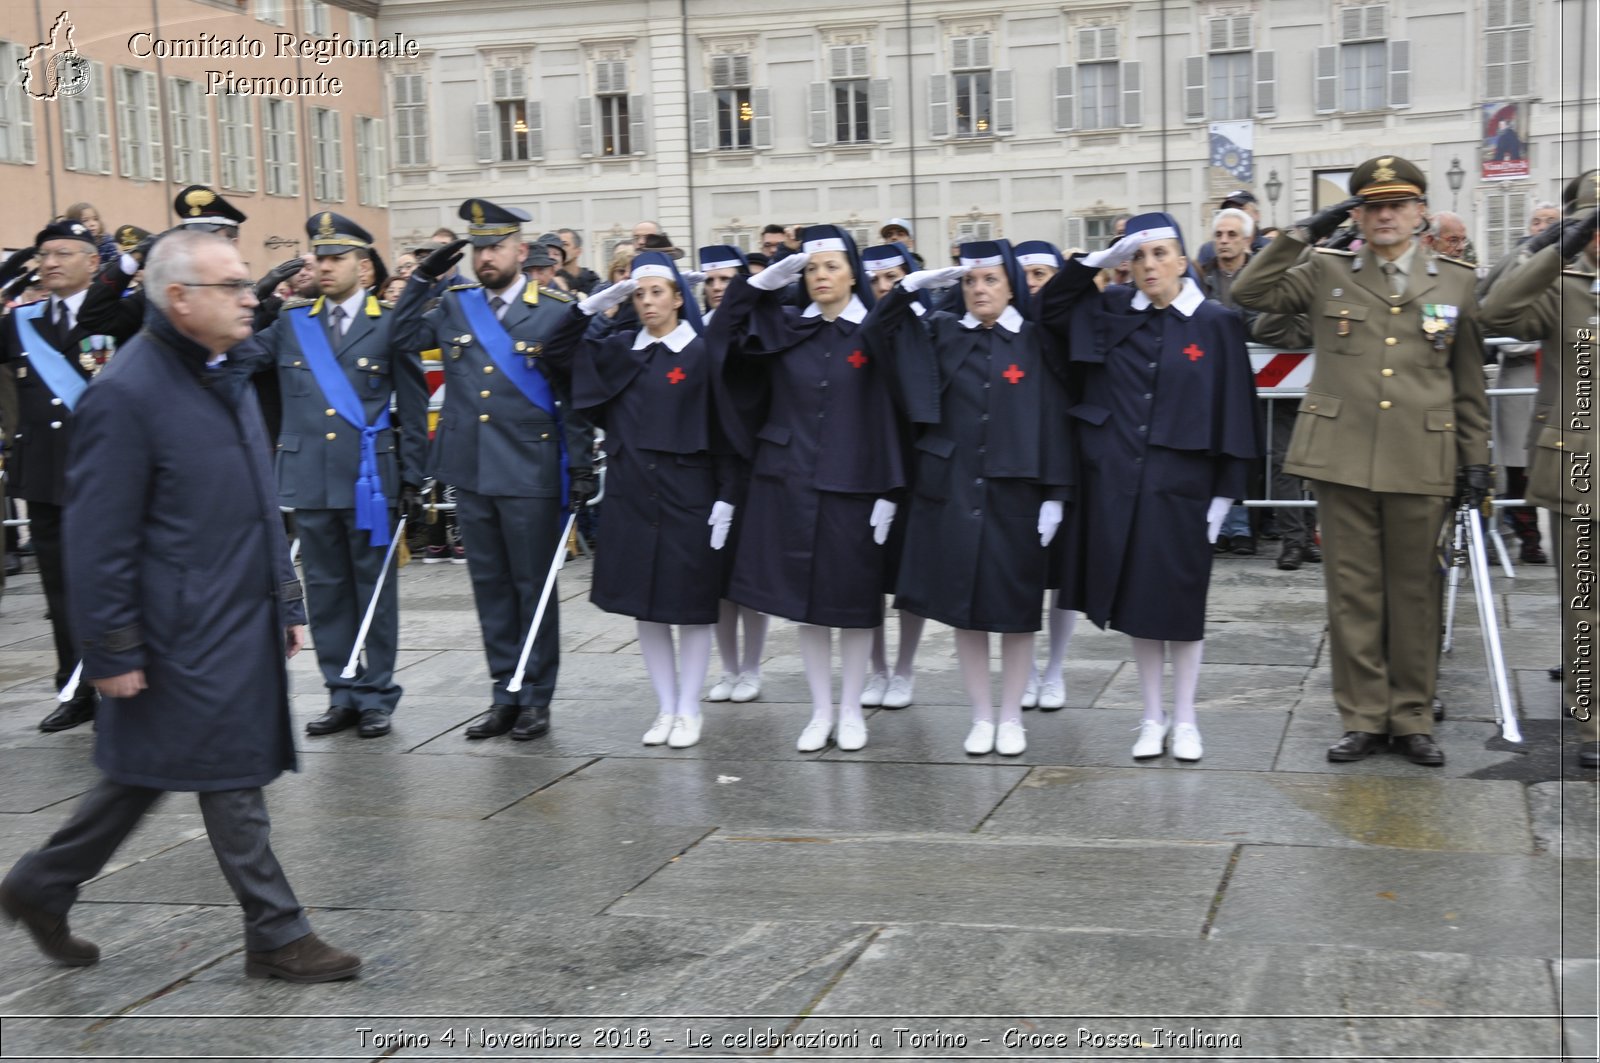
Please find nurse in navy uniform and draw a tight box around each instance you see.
[863,240,1074,756]
[713,225,907,752]
[1038,213,1262,763]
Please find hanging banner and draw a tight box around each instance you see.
[1209,121,1255,183]
[1481,101,1529,181]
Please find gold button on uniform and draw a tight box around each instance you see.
[1339,309,1349,316]
[483,366,494,374]
[1390,306,1401,315]
[480,389,491,398]
[1385,337,1397,346]
[1382,368,1395,377]
[325,408,337,416]
[1379,401,1392,410]
[325,431,337,440]
[479,413,491,423]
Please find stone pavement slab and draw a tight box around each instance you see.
[982,767,1535,853]
[1527,780,1600,858]
[0,747,104,813]
[1089,661,1313,712]
[610,833,1231,936]
[0,809,206,876]
[1273,706,1529,778]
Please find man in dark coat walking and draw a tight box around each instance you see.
[0,231,360,983]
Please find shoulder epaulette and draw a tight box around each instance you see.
[1313,246,1356,257]
[540,286,574,302]
[447,282,482,292]
[1437,255,1477,269]
[281,297,315,309]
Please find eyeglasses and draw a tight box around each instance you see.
[178,279,255,294]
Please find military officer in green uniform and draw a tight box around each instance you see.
[1234,156,1491,765]
[1479,171,1600,769]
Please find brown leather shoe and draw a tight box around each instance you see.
[1393,733,1445,766]
[1326,731,1387,762]
[0,883,99,966]
[245,932,361,983]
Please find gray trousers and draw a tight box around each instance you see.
[296,507,402,715]
[456,490,563,707]
[6,779,310,952]
[1264,399,1308,547]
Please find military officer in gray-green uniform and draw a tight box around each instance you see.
[1479,170,1600,769]
[250,212,429,738]
[1234,156,1491,766]
[390,200,596,742]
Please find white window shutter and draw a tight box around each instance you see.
[492,68,509,100]
[1232,16,1253,50]
[92,61,110,174]
[1254,50,1277,117]
[1053,65,1075,131]
[928,73,951,139]
[952,36,971,70]
[144,70,164,181]
[242,96,257,191]
[1486,0,1508,29]
[711,55,731,88]
[1314,45,1339,114]
[331,112,343,200]
[1182,55,1205,122]
[1508,28,1531,97]
[829,46,850,80]
[1365,5,1387,40]
[973,36,992,69]
[526,99,543,159]
[1340,7,1364,42]
[690,90,712,152]
[629,94,646,154]
[1387,39,1410,108]
[196,91,212,183]
[117,71,136,178]
[1065,216,1085,251]
[1486,32,1507,98]
[1120,61,1142,127]
[807,81,829,146]
[850,44,868,78]
[475,101,494,163]
[993,68,1015,135]
[1510,0,1532,24]
[286,104,300,196]
[732,54,750,85]
[576,96,595,157]
[508,67,526,100]
[869,78,891,143]
[751,87,772,149]
[1207,18,1230,52]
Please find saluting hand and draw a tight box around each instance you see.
[901,266,967,292]
[1081,231,1149,270]
[418,238,471,281]
[1295,197,1364,244]
[749,250,809,292]
[578,279,637,316]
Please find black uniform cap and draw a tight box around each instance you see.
[172,185,247,230]
[34,219,96,248]
[114,224,151,251]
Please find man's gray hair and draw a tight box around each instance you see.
[145,230,232,311]
[1212,207,1256,238]
[1428,210,1464,237]
[1527,200,1559,226]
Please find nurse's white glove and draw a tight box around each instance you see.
[748,251,809,291]
[869,499,897,545]
[1081,231,1148,270]
[709,501,734,550]
[1038,500,1063,547]
[577,279,636,316]
[900,266,968,292]
[1206,497,1233,543]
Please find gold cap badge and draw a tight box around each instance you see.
[184,188,217,217]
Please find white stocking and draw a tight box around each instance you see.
[1170,639,1204,727]
[676,625,714,719]
[837,627,873,727]
[894,612,926,678]
[999,632,1034,726]
[739,608,769,675]
[869,622,888,674]
[714,600,740,676]
[1130,637,1167,724]
[796,624,835,727]
[1043,595,1080,685]
[636,621,678,715]
[953,629,994,724]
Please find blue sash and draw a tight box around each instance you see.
[13,303,88,411]
[288,306,394,547]
[458,288,570,508]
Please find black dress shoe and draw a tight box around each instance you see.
[305,707,360,736]
[1276,543,1304,571]
[510,705,550,741]
[1303,543,1323,564]
[1393,733,1445,766]
[1432,696,1446,721]
[1231,536,1257,556]
[1520,545,1548,564]
[1582,742,1600,770]
[466,704,519,739]
[1327,731,1387,761]
[3,554,20,577]
[356,709,391,738]
[38,695,96,733]
[1213,536,1233,554]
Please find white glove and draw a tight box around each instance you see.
[577,279,637,316]
[1081,231,1150,270]
[749,251,809,291]
[678,269,706,287]
[901,266,968,292]
[1038,500,1063,547]
[869,498,897,545]
[119,252,141,276]
[1206,497,1233,543]
[709,500,734,550]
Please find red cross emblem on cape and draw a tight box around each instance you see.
[1002,363,1025,384]
[666,366,686,384]
[1184,343,1205,362]
[847,350,868,369]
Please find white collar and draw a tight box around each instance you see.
[53,288,89,316]
[326,288,367,322]
[1131,277,1205,318]
[959,303,1025,333]
[701,306,716,325]
[485,273,526,306]
[632,319,697,353]
[801,294,867,323]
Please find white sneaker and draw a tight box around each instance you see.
[730,671,762,703]
[706,674,735,702]
[642,714,676,745]
[995,720,1027,756]
[1171,723,1203,761]
[1132,716,1169,759]
[1021,672,1039,709]
[667,715,703,749]
[1037,678,1065,710]
[797,720,832,752]
[964,720,996,755]
[861,672,888,707]
[835,719,868,751]
[882,674,914,709]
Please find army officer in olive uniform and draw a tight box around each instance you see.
[249,213,428,738]
[1479,175,1600,769]
[1233,156,1491,766]
[390,200,595,742]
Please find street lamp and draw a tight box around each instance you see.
[1446,157,1465,210]
[1264,169,1283,223]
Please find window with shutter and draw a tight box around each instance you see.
[594,61,632,155]
[711,53,753,150]
[393,72,428,167]
[828,45,871,144]
[950,34,995,137]
[0,42,36,165]
[1485,0,1534,99]
[357,116,385,206]
[1053,65,1075,132]
[263,97,300,197]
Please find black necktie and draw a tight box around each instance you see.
[53,299,71,342]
